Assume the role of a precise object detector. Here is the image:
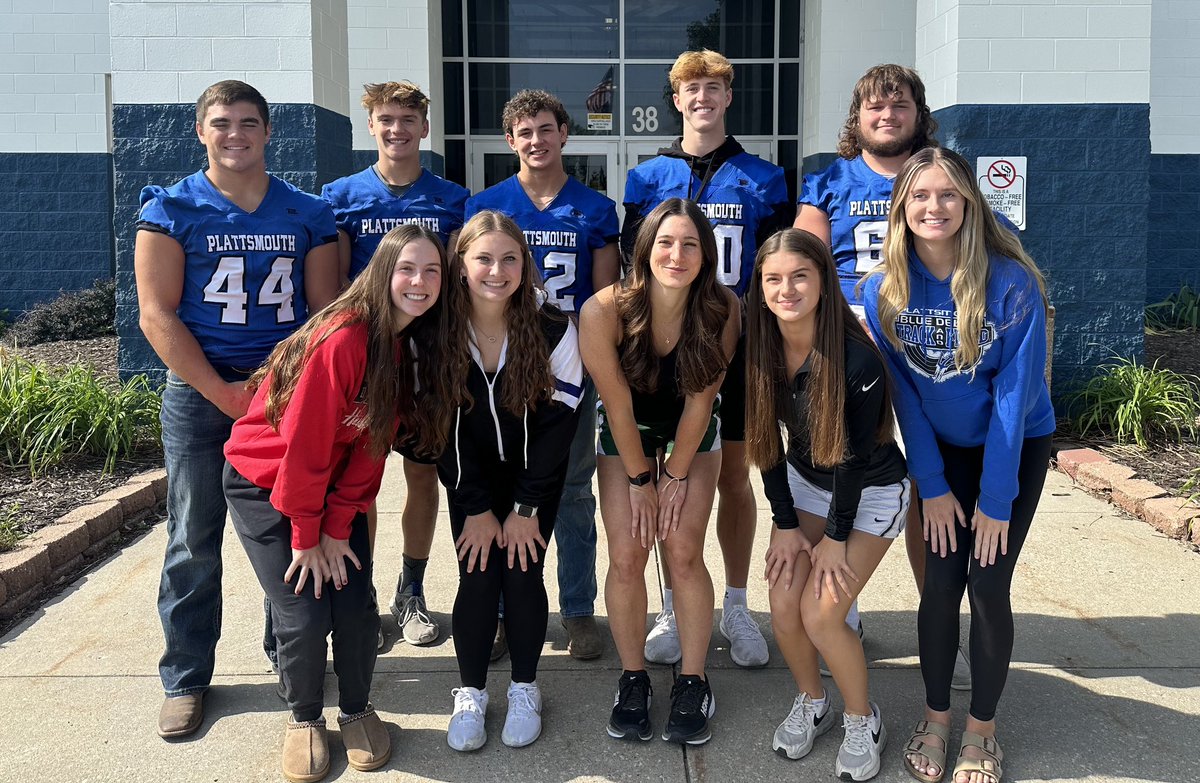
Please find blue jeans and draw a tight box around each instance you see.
[157,373,235,696]
[554,382,598,618]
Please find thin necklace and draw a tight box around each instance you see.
[472,321,503,344]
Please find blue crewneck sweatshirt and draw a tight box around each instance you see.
[862,249,1055,522]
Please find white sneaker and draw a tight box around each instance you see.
[447,687,488,751]
[835,702,886,781]
[644,609,682,665]
[390,586,440,645]
[951,645,972,691]
[719,603,769,667]
[772,692,834,759]
[501,681,542,748]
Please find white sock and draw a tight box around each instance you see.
[723,586,747,611]
[810,690,828,711]
[662,588,674,613]
[845,600,860,631]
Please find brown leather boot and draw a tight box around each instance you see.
[338,706,392,771]
[283,717,330,783]
[158,693,204,739]
[562,616,604,660]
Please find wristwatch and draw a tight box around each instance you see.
[628,471,653,487]
[513,502,538,518]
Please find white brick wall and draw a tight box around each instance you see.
[110,0,348,117]
[346,0,435,152]
[916,0,1151,109]
[0,6,109,152]
[1150,0,1200,153]
[802,0,917,157]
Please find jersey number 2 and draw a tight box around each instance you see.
[203,256,296,324]
[543,251,577,311]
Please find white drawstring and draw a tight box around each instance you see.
[453,407,462,489]
[522,406,529,469]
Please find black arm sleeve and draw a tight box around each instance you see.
[825,348,888,541]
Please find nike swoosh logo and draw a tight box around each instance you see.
[872,728,882,743]
[861,378,879,393]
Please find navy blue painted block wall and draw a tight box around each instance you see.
[934,103,1150,404]
[0,152,114,317]
[1148,153,1200,305]
[113,103,353,378]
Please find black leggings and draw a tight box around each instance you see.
[918,434,1052,721]
[448,470,562,689]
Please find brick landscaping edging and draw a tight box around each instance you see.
[1055,446,1200,546]
[0,468,166,620]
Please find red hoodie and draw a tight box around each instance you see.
[225,320,398,549]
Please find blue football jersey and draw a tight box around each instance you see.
[623,151,788,297]
[799,156,895,307]
[466,176,619,313]
[138,172,338,367]
[321,167,469,280]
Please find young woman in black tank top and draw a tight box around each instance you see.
[580,198,739,746]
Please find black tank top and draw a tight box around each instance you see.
[630,346,685,424]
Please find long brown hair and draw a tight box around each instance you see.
[837,64,937,160]
[445,210,562,414]
[253,224,450,457]
[746,229,894,469]
[617,198,730,395]
[868,147,1047,374]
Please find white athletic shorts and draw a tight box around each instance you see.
[785,463,911,539]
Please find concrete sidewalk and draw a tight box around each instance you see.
[1,458,1197,783]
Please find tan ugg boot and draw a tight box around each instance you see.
[283,717,330,783]
[338,705,392,771]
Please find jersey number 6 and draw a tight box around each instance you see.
[203,255,297,325]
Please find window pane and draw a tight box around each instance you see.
[779,0,800,58]
[470,63,618,136]
[625,0,774,59]
[443,62,465,136]
[445,140,467,188]
[778,139,798,204]
[468,0,619,59]
[779,63,798,136]
[623,63,773,137]
[443,0,463,58]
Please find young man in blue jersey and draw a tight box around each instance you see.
[136,80,339,739]
[322,81,469,650]
[466,89,620,660]
[622,49,792,669]
[794,63,971,691]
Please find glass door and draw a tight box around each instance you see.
[469,139,621,204]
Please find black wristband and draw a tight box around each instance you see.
[662,465,687,482]
[628,471,653,487]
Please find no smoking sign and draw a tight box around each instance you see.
[976,156,1026,230]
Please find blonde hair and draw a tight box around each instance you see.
[361,81,429,120]
[669,49,734,93]
[868,147,1047,374]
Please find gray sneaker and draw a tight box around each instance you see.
[772,692,834,759]
[835,702,886,781]
[390,585,439,645]
[719,604,768,668]
[644,609,681,665]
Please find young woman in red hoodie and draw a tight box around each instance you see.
[223,224,452,783]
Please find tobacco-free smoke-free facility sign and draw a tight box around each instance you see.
[976,156,1026,230]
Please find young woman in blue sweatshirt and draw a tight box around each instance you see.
[862,147,1053,783]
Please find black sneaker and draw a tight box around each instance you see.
[662,674,715,745]
[607,671,653,741]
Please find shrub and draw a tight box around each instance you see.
[0,351,161,475]
[0,503,23,553]
[1067,355,1200,449]
[8,279,116,347]
[1146,285,1200,333]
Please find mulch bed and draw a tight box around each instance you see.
[1,336,162,548]
[1060,330,1200,498]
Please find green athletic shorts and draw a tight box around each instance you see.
[596,398,721,457]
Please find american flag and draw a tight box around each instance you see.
[586,66,614,114]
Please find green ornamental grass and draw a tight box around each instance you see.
[1068,355,1200,450]
[1145,285,1200,333]
[0,352,161,475]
